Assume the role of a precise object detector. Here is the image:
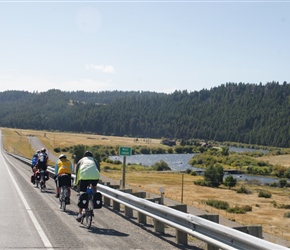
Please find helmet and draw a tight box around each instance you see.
[84,151,93,157]
[59,154,66,159]
[36,150,40,154]
[41,148,46,152]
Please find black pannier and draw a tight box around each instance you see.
[93,192,103,209]
[78,192,89,209]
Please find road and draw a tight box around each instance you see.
[28,136,59,163]
[0,132,204,250]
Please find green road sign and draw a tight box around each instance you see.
[119,146,132,156]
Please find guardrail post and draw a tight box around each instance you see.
[199,214,219,250]
[169,204,188,245]
[103,182,111,206]
[146,198,164,233]
[132,192,147,223]
[120,189,133,218]
[113,200,120,211]
[104,196,111,206]
[233,225,263,238]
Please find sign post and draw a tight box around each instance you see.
[119,147,132,188]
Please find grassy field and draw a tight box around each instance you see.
[2,127,290,244]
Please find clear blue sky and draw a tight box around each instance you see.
[0,1,289,93]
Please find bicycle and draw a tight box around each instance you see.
[80,186,95,229]
[58,175,70,212]
[35,169,48,192]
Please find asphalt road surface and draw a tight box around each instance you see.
[0,132,205,250]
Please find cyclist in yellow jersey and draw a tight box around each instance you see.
[54,154,73,203]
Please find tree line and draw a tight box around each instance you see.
[0,81,289,147]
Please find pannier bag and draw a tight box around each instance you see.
[36,171,49,181]
[78,192,89,209]
[44,172,49,181]
[93,192,103,209]
[36,172,41,181]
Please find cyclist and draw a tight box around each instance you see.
[74,151,100,222]
[35,147,48,171]
[34,148,49,187]
[54,154,73,203]
[31,150,40,171]
[30,150,40,184]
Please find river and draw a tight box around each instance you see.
[109,147,279,184]
[109,153,200,172]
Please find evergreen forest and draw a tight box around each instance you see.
[0,81,289,148]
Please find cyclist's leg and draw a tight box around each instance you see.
[55,175,60,197]
[91,179,99,193]
[66,174,72,198]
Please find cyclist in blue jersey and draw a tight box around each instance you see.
[31,150,40,170]
[74,151,100,222]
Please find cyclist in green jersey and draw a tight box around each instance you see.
[74,151,100,222]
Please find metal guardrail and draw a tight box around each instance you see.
[7,152,289,250]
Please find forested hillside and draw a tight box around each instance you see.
[0,82,289,147]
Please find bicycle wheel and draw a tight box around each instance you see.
[80,209,85,224]
[84,209,93,229]
[40,181,44,192]
[60,187,66,212]
[80,209,92,229]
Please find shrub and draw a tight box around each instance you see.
[224,175,237,189]
[190,171,197,176]
[284,212,290,218]
[140,147,151,154]
[105,158,114,164]
[152,160,171,171]
[279,179,288,188]
[193,180,207,186]
[269,182,278,187]
[227,205,252,214]
[54,147,61,153]
[204,199,229,210]
[271,201,277,207]
[278,204,290,209]
[185,168,191,174]
[103,166,110,171]
[60,147,69,152]
[236,186,252,194]
[258,190,272,198]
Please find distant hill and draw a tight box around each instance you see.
[0,82,289,147]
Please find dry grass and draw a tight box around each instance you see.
[15,128,162,148]
[2,127,290,243]
[103,170,290,242]
[259,155,290,168]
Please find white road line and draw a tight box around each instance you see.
[1,152,54,250]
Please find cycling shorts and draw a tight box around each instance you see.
[79,179,99,192]
[57,174,72,187]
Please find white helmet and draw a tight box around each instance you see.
[59,154,67,159]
